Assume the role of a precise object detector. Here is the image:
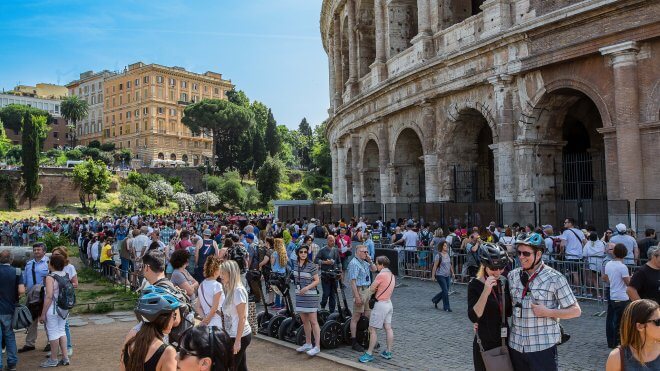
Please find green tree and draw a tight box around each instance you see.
[72,159,112,210]
[60,95,89,148]
[182,99,255,172]
[298,118,313,170]
[264,109,280,157]
[250,101,269,133]
[236,129,254,179]
[251,129,266,170]
[311,121,331,177]
[22,112,50,208]
[256,156,284,204]
[0,104,52,149]
[0,121,11,160]
[88,140,101,149]
[291,188,310,200]
[277,125,297,167]
[226,89,250,107]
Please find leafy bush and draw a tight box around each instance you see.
[302,172,332,194]
[72,160,112,210]
[193,191,220,211]
[146,179,174,206]
[311,188,323,199]
[66,149,83,160]
[173,192,194,211]
[256,156,284,203]
[291,188,310,200]
[243,186,261,210]
[100,142,116,152]
[41,232,71,252]
[126,171,164,189]
[88,140,101,149]
[119,184,156,211]
[166,176,187,193]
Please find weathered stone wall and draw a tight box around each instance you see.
[0,171,81,210]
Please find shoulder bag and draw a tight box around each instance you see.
[368,273,393,310]
[475,281,514,371]
[12,268,32,330]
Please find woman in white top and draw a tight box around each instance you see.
[583,232,606,298]
[51,246,77,358]
[219,260,252,371]
[39,254,70,368]
[197,255,224,328]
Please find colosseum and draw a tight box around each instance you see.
[320,0,660,231]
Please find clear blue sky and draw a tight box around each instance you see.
[0,0,329,129]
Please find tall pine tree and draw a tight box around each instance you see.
[265,109,280,157]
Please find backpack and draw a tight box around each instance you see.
[314,225,326,239]
[449,234,462,252]
[229,245,248,273]
[420,230,432,246]
[153,278,193,347]
[50,273,76,312]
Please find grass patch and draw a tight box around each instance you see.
[72,267,138,314]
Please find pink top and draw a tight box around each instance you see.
[372,269,395,301]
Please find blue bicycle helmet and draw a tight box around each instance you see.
[515,232,543,250]
[135,285,181,323]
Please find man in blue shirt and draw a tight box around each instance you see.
[19,243,49,353]
[0,249,25,370]
[347,245,377,352]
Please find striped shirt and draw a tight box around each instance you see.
[507,264,577,353]
[347,257,371,287]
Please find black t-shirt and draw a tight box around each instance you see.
[637,238,658,260]
[629,264,660,304]
[467,278,513,351]
[314,246,340,272]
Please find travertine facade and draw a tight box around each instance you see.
[102,62,233,166]
[67,70,116,146]
[321,0,660,226]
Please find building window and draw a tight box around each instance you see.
[78,88,82,95]
[112,97,116,107]
[84,86,89,94]
[119,83,123,91]
[99,93,102,101]
[99,82,102,90]
[180,93,188,102]
[91,96,96,105]
[135,78,140,86]
[119,95,122,105]
[169,78,176,86]
[127,140,130,148]
[55,105,60,113]
[143,107,149,115]
[169,108,177,116]
[127,81,131,89]
[181,81,188,88]
[192,95,198,103]
[204,85,208,93]
[135,91,139,101]
[143,76,149,84]
[53,132,58,138]
[126,111,131,119]
[157,76,164,83]
[193,83,198,91]
[119,112,122,120]
[214,87,219,95]
[157,107,164,115]
[135,109,139,118]
[119,126,123,135]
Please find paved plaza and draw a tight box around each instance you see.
[315,277,610,371]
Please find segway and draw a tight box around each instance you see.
[261,272,292,338]
[318,269,344,348]
[275,272,304,344]
[255,272,273,336]
[337,281,370,348]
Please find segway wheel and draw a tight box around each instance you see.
[342,320,352,345]
[267,315,285,338]
[278,317,294,341]
[257,311,273,328]
[327,312,340,322]
[320,320,342,349]
[317,309,330,326]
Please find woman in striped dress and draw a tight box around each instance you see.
[292,244,321,356]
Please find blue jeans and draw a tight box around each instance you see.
[606,300,629,348]
[432,275,451,310]
[120,257,134,278]
[0,313,18,368]
[65,319,72,350]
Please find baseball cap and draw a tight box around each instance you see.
[615,223,627,233]
[202,229,212,236]
[246,233,255,240]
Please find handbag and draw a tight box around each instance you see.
[368,273,393,310]
[475,281,514,371]
[13,305,32,330]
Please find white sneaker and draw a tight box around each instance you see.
[306,347,320,356]
[296,343,313,353]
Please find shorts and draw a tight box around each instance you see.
[369,300,393,329]
[45,306,67,341]
[353,287,372,314]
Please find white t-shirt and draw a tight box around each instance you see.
[63,264,77,281]
[90,241,100,260]
[604,260,629,301]
[132,235,151,258]
[583,240,606,271]
[197,279,224,328]
[401,230,418,250]
[221,286,252,338]
[609,234,637,264]
[560,228,585,259]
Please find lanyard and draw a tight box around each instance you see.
[521,265,544,299]
[490,288,503,316]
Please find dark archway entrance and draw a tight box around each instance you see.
[393,128,424,203]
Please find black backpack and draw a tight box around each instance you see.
[420,230,432,246]
[50,273,76,313]
[450,234,462,252]
[229,245,248,273]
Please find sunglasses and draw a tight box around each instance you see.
[487,266,505,271]
[647,318,660,326]
[298,251,308,255]
[517,251,534,257]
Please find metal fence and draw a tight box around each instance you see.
[635,199,660,235]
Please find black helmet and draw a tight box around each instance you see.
[135,285,181,323]
[478,242,508,269]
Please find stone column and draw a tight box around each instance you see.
[351,132,362,204]
[370,0,388,83]
[331,143,340,203]
[480,0,513,38]
[377,121,391,204]
[332,17,343,110]
[411,0,434,60]
[328,48,335,112]
[419,102,438,202]
[336,143,347,204]
[488,74,515,202]
[599,41,644,224]
[346,0,359,98]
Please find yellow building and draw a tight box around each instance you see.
[103,62,233,166]
[8,83,68,99]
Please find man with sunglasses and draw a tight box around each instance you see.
[347,245,377,352]
[507,233,582,371]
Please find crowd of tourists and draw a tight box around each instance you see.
[0,212,657,370]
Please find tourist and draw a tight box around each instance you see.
[39,254,70,367]
[176,325,233,371]
[637,229,657,261]
[508,233,581,371]
[218,260,252,371]
[197,255,224,328]
[292,245,321,356]
[464,232,481,278]
[133,226,152,262]
[194,229,219,283]
[315,234,340,313]
[50,247,78,357]
[602,228,614,244]
[627,245,660,304]
[169,249,198,299]
[0,249,25,371]
[468,243,511,371]
[605,299,659,370]
[270,238,288,310]
[100,236,117,278]
[431,241,453,311]
[610,223,638,265]
[121,287,179,371]
[119,229,136,281]
[583,231,606,297]
[336,227,352,271]
[359,256,395,363]
[603,243,631,348]
[19,242,49,354]
[347,245,377,352]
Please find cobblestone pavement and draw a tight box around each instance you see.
[315,277,610,371]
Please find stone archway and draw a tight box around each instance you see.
[362,139,381,203]
[393,128,424,203]
[387,0,418,58]
[356,0,376,79]
[345,147,354,204]
[170,153,177,161]
[182,154,189,163]
[446,108,495,202]
[157,152,165,160]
